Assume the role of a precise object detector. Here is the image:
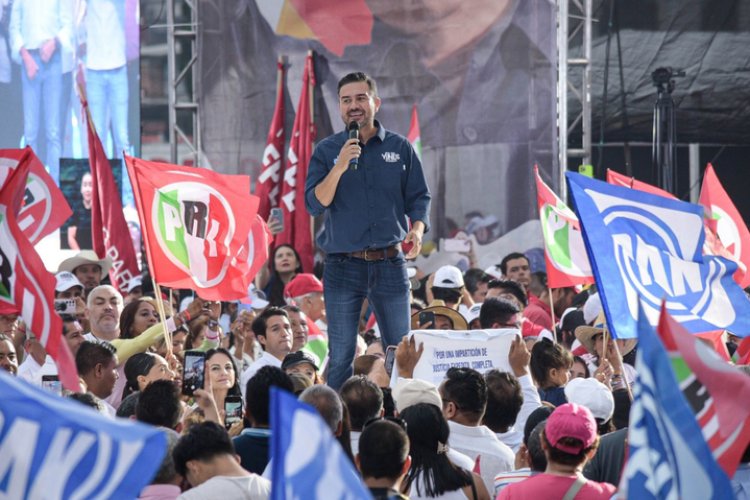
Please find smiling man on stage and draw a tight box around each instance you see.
[305,72,431,390]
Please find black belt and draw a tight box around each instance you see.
[346,245,400,261]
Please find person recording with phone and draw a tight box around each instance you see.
[305,72,431,391]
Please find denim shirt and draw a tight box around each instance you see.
[305,121,431,254]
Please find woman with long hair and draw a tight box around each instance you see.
[119,297,160,339]
[400,403,489,500]
[258,244,303,307]
[121,352,174,399]
[205,347,242,415]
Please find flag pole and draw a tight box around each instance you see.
[547,286,557,341]
[307,50,316,253]
[151,279,173,358]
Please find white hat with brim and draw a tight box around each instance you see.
[57,250,113,277]
[55,271,84,292]
[574,311,637,357]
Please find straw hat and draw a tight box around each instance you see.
[574,311,637,357]
[57,250,112,276]
[410,300,468,330]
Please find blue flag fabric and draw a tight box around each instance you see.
[620,307,733,499]
[0,372,166,499]
[566,172,750,339]
[270,388,372,500]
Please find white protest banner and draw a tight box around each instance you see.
[400,329,520,386]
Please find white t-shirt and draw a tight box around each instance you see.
[447,421,514,494]
[240,352,283,399]
[178,475,270,500]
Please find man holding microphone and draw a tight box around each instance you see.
[305,72,431,390]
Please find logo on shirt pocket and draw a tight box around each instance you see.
[381,152,401,163]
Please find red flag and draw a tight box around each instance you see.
[0,147,72,244]
[79,92,140,294]
[606,169,677,199]
[256,60,286,220]
[0,161,79,391]
[125,156,260,300]
[700,163,750,288]
[658,305,750,476]
[695,330,731,362]
[407,104,422,161]
[277,53,315,272]
[232,214,273,294]
[733,336,750,365]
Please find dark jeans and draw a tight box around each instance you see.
[323,252,410,390]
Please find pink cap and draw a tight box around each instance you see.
[544,403,597,454]
[284,273,324,299]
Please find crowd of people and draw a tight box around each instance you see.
[1,246,749,499]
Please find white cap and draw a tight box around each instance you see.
[564,377,615,422]
[583,293,602,324]
[244,284,270,309]
[55,272,83,292]
[393,378,443,413]
[127,276,143,293]
[464,303,482,325]
[484,265,503,279]
[432,265,464,288]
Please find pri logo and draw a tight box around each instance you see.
[152,182,236,288]
[539,201,590,277]
[0,211,16,304]
[587,189,736,327]
[708,204,745,271]
[0,158,54,243]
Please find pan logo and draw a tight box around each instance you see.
[588,190,736,327]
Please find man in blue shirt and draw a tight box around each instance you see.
[305,72,431,390]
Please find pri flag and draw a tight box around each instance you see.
[257,59,286,220]
[619,306,733,500]
[566,172,750,339]
[407,104,422,161]
[0,162,79,391]
[81,95,140,294]
[700,163,750,288]
[277,53,315,272]
[0,371,166,499]
[125,156,259,300]
[534,165,593,288]
[270,388,372,500]
[0,147,72,244]
[658,306,750,476]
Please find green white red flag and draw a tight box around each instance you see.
[534,165,593,288]
[256,60,286,220]
[700,163,750,288]
[407,104,422,161]
[125,156,263,301]
[658,305,750,476]
[0,147,72,245]
[277,53,315,272]
[0,159,80,391]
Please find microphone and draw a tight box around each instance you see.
[348,121,360,170]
